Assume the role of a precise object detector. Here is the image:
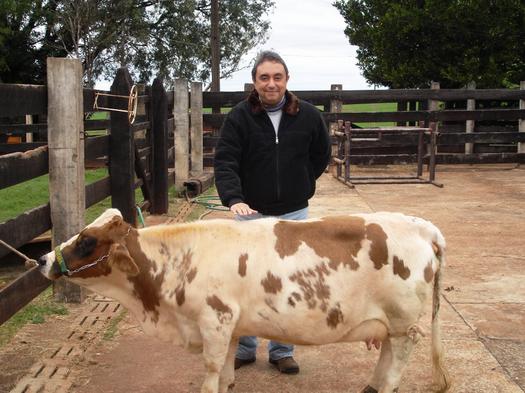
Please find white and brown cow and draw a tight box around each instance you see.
[37,208,451,393]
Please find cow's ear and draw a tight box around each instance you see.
[109,243,139,276]
[106,216,132,238]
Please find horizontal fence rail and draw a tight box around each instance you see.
[202,88,525,107]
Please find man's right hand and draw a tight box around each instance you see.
[230,202,258,216]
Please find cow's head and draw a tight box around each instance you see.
[38,209,139,281]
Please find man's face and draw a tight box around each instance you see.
[253,60,289,106]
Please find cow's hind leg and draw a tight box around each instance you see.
[362,338,392,393]
[199,304,239,393]
[377,336,414,393]
[218,337,239,393]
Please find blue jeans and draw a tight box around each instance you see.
[235,207,308,361]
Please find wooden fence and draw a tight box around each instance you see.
[0,58,205,324]
[201,82,525,166]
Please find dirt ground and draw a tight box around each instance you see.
[1,164,524,393]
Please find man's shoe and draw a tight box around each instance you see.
[234,356,256,370]
[269,356,300,374]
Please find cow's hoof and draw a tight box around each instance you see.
[361,385,378,393]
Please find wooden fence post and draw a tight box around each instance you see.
[428,81,440,158]
[47,57,86,303]
[151,78,168,214]
[408,100,417,126]
[330,84,343,171]
[397,101,407,126]
[110,68,136,226]
[518,81,525,153]
[465,81,476,154]
[190,82,203,174]
[25,115,33,142]
[173,79,190,188]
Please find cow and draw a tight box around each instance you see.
[36,208,451,393]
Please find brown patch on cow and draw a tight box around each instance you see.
[424,261,434,283]
[180,250,193,276]
[238,253,248,277]
[366,223,389,269]
[125,234,167,323]
[274,216,365,271]
[326,304,344,329]
[261,271,282,294]
[168,249,197,307]
[393,255,411,280]
[288,291,302,307]
[265,298,279,313]
[175,286,185,306]
[289,262,331,311]
[159,242,171,258]
[187,267,197,283]
[206,295,233,323]
[432,241,440,256]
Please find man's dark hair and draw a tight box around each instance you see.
[251,50,289,81]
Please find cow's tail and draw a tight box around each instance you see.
[431,237,451,393]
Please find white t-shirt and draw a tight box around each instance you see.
[267,110,283,139]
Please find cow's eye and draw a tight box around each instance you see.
[76,236,97,257]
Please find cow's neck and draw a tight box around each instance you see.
[114,226,194,327]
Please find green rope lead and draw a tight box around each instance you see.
[192,195,230,211]
[136,205,146,227]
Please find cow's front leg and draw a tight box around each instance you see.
[218,337,238,393]
[199,304,239,393]
[377,336,414,393]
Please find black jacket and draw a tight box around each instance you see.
[214,90,331,216]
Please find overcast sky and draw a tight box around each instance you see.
[220,0,372,91]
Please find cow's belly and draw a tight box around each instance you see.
[235,303,385,345]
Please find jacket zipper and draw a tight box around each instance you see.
[275,133,280,200]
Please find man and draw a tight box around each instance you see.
[213,50,331,375]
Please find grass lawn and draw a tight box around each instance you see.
[0,169,110,224]
[204,102,398,127]
[343,102,397,127]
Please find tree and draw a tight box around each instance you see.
[0,0,274,86]
[0,0,67,84]
[334,0,525,88]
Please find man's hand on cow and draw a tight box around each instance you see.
[230,202,258,216]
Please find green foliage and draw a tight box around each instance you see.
[334,0,525,88]
[0,0,275,86]
[0,0,67,83]
[0,287,68,348]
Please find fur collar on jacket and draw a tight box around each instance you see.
[247,89,300,116]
